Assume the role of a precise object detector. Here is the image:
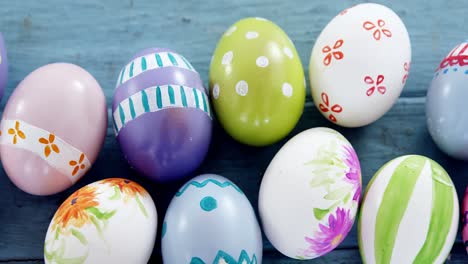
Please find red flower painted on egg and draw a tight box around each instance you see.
[402,62,410,84]
[319,92,342,122]
[363,19,392,41]
[322,39,344,66]
[364,75,386,96]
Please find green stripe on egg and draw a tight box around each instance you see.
[358,155,459,264]
[374,156,425,264]
[413,160,455,263]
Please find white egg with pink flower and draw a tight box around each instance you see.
[258,127,361,259]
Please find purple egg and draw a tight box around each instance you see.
[112,48,212,182]
[0,33,8,101]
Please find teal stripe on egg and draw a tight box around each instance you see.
[193,88,200,108]
[168,85,175,104]
[116,52,198,88]
[118,105,125,126]
[180,55,193,70]
[141,90,150,112]
[180,86,188,107]
[141,57,147,71]
[119,67,125,84]
[129,61,134,77]
[168,53,178,66]
[156,54,163,67]
[201,92,208,112]
[129,97,136,119]
[113,85,212,134]
[175,178,243,196]
[156,86,162,109]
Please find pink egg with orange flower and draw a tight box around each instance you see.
[0,63,107,195]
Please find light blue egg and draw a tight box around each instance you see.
[162,174,263,263]
[426,41,468,160]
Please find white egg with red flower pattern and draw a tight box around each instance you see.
[259,128,361,259]
[44,178,157,263]
[309,3,411,127]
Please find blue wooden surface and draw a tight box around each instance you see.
[1,0,468,263]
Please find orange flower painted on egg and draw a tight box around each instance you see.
[101,178,148,197]
[69,153,86,176]
[8,121,26,144]
[39,133,60,157]
[52,185,98,230]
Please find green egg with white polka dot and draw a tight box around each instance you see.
[209,17,305,146]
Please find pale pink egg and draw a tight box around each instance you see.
[0,63,107,195]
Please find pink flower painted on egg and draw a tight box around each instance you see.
[462,187,468,253]
[343,145,361,201]
[402,62,410,84]
[364,75,386,96]
[304,207,354,257]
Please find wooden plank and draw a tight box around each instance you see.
[1,245,467,263]
[0,0,467,263]
[1,98,467,261]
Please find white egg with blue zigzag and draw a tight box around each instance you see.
[162,174,263,263]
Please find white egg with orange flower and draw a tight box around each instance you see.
[44,178,157,263]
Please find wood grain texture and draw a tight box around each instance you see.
[0,0,467,263]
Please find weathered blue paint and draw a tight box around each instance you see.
[1,0,468,263]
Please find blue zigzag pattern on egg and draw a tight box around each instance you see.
[190,250,257,264]
[176,179,243,196]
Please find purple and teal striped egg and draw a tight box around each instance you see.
[112,48,212,182]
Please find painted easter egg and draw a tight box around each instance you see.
[209,17,305,146]
[113,48,212,182]
[0,33,7,101]
[426,41,468,160]
[309,3,411,127]
[162,174,262,263]
[44,178,157,263]
[0,63,107,195]
[259,127,361,259]
[463,187,468,253]
[359,155,458,264]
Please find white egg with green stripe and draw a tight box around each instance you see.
[358,155,459,264]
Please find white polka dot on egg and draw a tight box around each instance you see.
[213,83,220,99]
[246,31,259,39]
[255,17,267,21]
[283,47,293,59]
[225,26,237,36]
[235,80,249,96]
[256,56,269,68]
[222,51,233,65]
[282,83,293,97]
